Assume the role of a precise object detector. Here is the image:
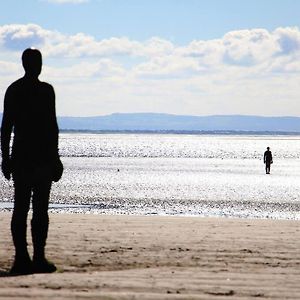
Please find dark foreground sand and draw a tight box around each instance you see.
[0,212,299,299]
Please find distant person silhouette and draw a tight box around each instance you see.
[263,147,273,174]
[1,48,63,275]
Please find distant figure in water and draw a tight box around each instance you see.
[263,147,273,174]
[1,48,63,275]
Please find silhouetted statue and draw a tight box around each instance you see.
[1,48,63,275]
[263,147,273,174]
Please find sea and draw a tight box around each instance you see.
[1,133,300,220]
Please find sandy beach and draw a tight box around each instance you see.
[0,212,299,299]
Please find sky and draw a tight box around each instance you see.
[1,0,300,117]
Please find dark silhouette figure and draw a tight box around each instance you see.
[263,147,273,174]
[1,48,63,275]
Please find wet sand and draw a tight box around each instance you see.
[0,212,299,299]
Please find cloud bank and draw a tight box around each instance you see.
[0,24,300,116]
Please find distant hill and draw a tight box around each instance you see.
[1,112,300,132]
[57,113,300,132]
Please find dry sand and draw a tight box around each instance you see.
[0,212,299,299]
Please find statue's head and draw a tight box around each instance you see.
[22,48,42,78]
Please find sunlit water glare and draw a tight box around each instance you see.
[1,133,300,219]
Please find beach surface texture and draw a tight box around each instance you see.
[0,213,299,299]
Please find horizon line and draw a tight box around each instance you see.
[2,112,300,119]
[57,113,300,118]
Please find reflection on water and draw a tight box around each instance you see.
[1,134,300,219]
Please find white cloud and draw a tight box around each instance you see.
[43,59,125,80]
[0,60,20,75]
[0,24,49,51]
[274,27,300,54]
[1,24,300,116]
[133,55,202,79]
[222,28,279,65]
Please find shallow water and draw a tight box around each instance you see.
[1,133,300,219]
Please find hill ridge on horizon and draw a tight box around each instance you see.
[58,112,300,119]
[1,112,300,132]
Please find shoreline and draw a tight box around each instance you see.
[0,201,299,220]
[0,212,299,299]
